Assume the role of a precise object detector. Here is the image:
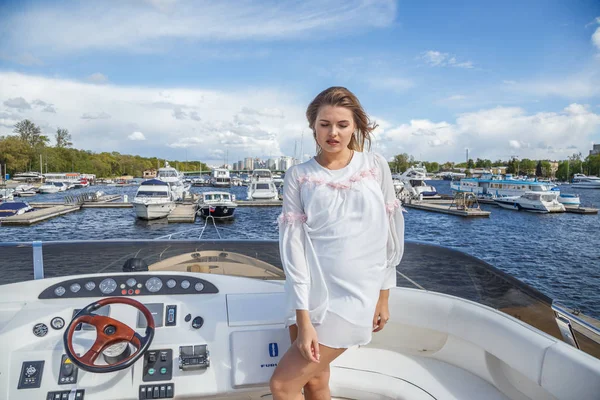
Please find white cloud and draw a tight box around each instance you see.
[240,107,285,119]
[128,131,146,141]
[87,73,108,83]
[81,112,111,120]
[0,1,396,56]
[0,52,43,66]
[509,140,521,149]
[3,97,31,110]
[593,26,600,50]
[421,50,474,69]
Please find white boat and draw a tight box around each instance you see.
[0,188,15,202]
[39,182,67,194]
[0,201,33,218]
[272,173,284,188]
[558,193,581,206]
[247,169,279,200]
[13,185,37,197]
[12,171,44,182]
[0,240,598,400]
[572,173,600,189]
[494,191,566,213]
[197,191,237,219]
[157,162,189,201]
[132,178,176,220]
[211,168,232,188]
[452,173,556,199]
[396,166,438,199]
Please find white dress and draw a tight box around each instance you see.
[277,151,405,349]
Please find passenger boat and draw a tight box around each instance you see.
[197,191,237,219]
[494,191,566,213]
[0,239,598,399]
[452,173,556,199]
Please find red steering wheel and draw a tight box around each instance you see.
[63,297,155,373]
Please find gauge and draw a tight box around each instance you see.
[145,277,163,293]
[181,280,190,289]
[54,286,66,297]
[70,283,81,293]
[33,323,48,337]
[50,317,65,330]
[194,282,204,292]
[84,281,96,291]
[126,278,137,288]
[166,279,177,289]
[99,278,117,294]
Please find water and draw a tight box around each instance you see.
[1,182,599,319]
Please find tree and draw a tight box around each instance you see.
[0,135,32,174]
[390,153,414,173]
[535,161,543,177]
[55,128,72,148]
[467,158,475,169]
[13,119,49,148]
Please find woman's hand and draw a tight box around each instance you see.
[373,294,390,332]
[296,323,320,363]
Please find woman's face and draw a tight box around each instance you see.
[314,105,355,154]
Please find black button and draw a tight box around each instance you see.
[63,363,74,376]
[180,346,193,356]
[148,352,157,363]
[75,390,84,399]
[160,386,166,398]
[153,386,160,399]
[166,385,173,398]
[184,314,191,322]
[191,316,204,329]
[61,392,69,400]
[139,386,147,400]
[160,352,168,362]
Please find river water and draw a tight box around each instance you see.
[0,181,598,319]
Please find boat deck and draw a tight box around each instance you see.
[0,204,81,225]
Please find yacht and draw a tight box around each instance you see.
[572,173,600,189]
[157,162,189,201]
[0,239,598,400]
[452,173,556,199]
[0,188,15,202]
[13,184,37,197]
[197,191,237,219]
[247,169,279,200]
[39,182,67,194]
[557,193,581,206]
[0,201,33,218]
[272,173,284,188]
[396,166,438,199]
[211,168,232,188]
[494,191,566,213]
[132,179,176,220]
[12,171,44,182]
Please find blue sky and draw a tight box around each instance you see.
[1,0,599,165]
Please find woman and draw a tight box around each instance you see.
[270,86,405,399]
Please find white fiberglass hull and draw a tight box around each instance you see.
[247,190,278,200]
[132,201,175,220]
[572,182,600,189]
[38,187,60,194]
[558,194,581,205]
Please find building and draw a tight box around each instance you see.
[268,158,277,170]
[590,144,600,156]
[278,156,294,171]
[143,169,157,179]
[244,157,254,171]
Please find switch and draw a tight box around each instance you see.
[75,390,84,399]
[166,385,173,398]
[148,368,156,376]
[165,305,177,326]
[148,352,157,363]
[160,386,166,398]
[61,392,68,400]
[184,314,191,322]
[139,387,147,400]
[160,367,167,375]
[63,363,74,376]
[153,386,160,398]
[160,351,168,362]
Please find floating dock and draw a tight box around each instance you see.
[403,200,491,218]
[0,205,82,226]
[167,204,198,223]
[237,200,282,207]
[564,206,598,215]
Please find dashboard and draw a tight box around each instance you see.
[0,271,289,400]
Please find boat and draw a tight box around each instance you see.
[396,166,439,199]
[197,191,237,219]
[39,182,67,194]
[452,173,556,199]
[247,169,279,200]
[211,168,232,188]
[572,173,600,189]
[12,171,44,182]
[0,188,15,202]
[131,178,176,220]
[494,191,566,213]
[0,239,598,400]
[272,173,284,188]
[69,178,90,190]
[13,184,37,197]
[0,201,33,218]
[557,193,581,206]
[157,162,189,201]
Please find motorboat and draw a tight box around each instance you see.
[494,191,566,213]
[557,193,581,206]
[0,239,598,400]
[272,173,284,188]
[0,201,33,218]
[452,173,556,199]
[70,178,90,190]
[572,173,600,189]
[132,179,176,220]
[197,191,237,219]
[247,169,279,201]
[396,166,439,199]
[39,182,67,194]
[0,188,15,202]
[12,171,44,182]
[157,162,189,201]
[13,184,37,197]
[211,169,232,188]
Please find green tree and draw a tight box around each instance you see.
[390,153,414,173]
[55,128,72,148]
[0,135,32,174]
[535,161,543,177]
[467,158,475,169]
[13,119,49,148]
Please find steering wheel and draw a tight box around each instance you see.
[63,297,155,373]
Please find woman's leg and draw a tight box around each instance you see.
[269,324,346,400]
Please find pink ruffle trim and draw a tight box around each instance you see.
[297,167,379,189]
[386,199,407,215]
[277,212,308,225]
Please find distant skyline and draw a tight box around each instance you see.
[1,0,599,165]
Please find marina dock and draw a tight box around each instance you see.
[167,204,198,223]
[404,199,491,217]
[0,205,82,225]
[237,200,282,207]
[564,206,598,214]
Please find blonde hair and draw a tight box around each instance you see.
[306,86,377,152]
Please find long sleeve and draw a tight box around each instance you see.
[278,166,310,311]
[374,153,405,289]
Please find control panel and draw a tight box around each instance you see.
[139,383,174,399]
[58,354,79,385]
[179,345,210,371]
[17,360,44,389]
[47,389,85,400]
[143,349,173,382]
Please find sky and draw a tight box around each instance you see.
[0,0,599,166]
